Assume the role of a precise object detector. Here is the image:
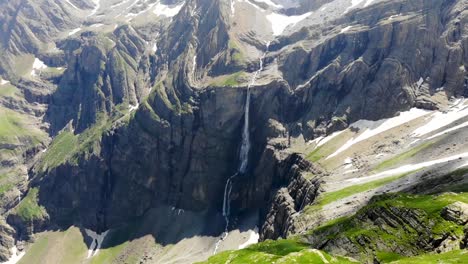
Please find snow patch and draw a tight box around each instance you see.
[266,11,312,36]
[389,14,400,20]
[68,27,82,36]
[255,0,283,9]
[344,157,353,169]
[426,120,468,140]
[417,77,424,87]
[230,0,236,15]
[153,1,185,17]
[65,0,79,10]
[3,246,25,264]
[85,229,109,258]
[129,103,139,112]
[31,58,48,77]
[0,79,10,85]
[192,55,197,77]
[87,0,101,17]
[412,99,468,138]
[327,108,429,159]
[364,0,376,7]
[238,227,259,249]
[344,0,365,13]
[346,152,468,185]
[340,26,352,33]
[316,130,345,148]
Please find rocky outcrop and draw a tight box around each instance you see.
[305,194,468,263]
[0,220,15,262]
[274,0,467,137]
[260,154,322,240]
[441,202,468,225]
[47,27,152,133]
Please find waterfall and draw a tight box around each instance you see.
[214,41,270,255]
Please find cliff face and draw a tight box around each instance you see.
[277,0,467,136]
[20,0,468,237]
[0,0,467,262]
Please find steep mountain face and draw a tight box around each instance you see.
[0,0,467,263]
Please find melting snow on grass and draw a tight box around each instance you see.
[153,1,185,17]
[412,99,468,138]
[346,151,468,185]
[3,246,25,264]
[238,227,260,249]
[85,229,109,258]
[327,108,429,159]
[266,11,312,36]
[310,130,345,149]
[31,58,48,77]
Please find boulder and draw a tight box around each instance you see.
[441,202,468,225]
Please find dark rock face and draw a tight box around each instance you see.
[0,0,81,76]
[259,153,322,240]
[47,27,152,134]
[26,0,466,243]
[276,0,467,136]
[0,221,15,262]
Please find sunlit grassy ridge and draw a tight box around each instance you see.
[303,170,418,215]
[307,192,468,262]
[18,227,88,264]
[13,188,48,222]
[199,239,358,264]
[0,106,46,143]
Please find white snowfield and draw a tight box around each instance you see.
[255,0,283,9]
[326,108,429,159]
[153,1,185,17]
[412,99,468,137]
[344,151,468,185]
[345,0,377,13]
[85,229,109,258]
[0,78,10,85]
[238,227,260,249]
[31,58,48,77]
[129,103,139,112]
[88,0,101,17]
[315,130,345,147]
[266,11,312,36]
[3,246,25,264]
[68,27,82,36]
[65,0,79,10]
[340,26,352,33]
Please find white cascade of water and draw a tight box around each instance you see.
[213,41,271,255]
